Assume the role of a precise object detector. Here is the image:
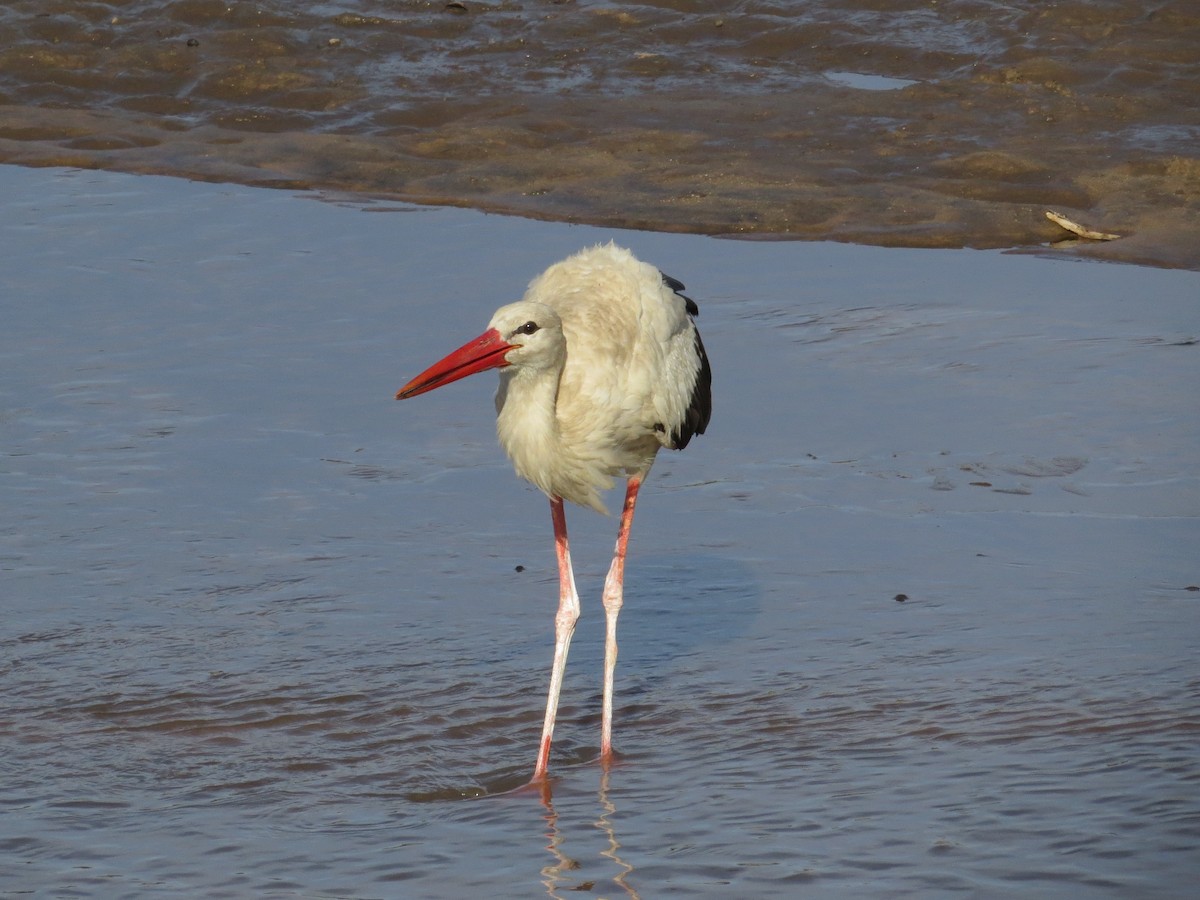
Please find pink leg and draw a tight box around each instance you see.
[600,475,642,764]
[532,496,580,783]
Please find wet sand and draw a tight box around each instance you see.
[2,165,1198,896]
[1,0,1197,268]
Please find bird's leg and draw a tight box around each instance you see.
[532,495,580,783]
[600,474,642,764]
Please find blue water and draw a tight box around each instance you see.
[2,165,1198,897]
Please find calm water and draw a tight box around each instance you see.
[2,165,1199,896]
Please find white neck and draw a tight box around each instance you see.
[495,366,563,496]
[494,366,611,513]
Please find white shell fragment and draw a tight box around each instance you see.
[1045,209,1121,241]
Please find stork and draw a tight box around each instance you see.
[396,243,712,783]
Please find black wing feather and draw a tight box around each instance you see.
[660,271,712,449]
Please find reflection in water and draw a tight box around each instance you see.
[538,782,579,898]
[537,771,640,899]
[596,769,640,900]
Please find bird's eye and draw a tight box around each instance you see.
[515,321,540,336]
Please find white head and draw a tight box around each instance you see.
[396,300,566,400]
[486,301,565,375]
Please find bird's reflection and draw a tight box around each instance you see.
[536,767,640,899]
[596,768,640,899]
[538,785,580,897]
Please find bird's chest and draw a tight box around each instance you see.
[495,374,654,494]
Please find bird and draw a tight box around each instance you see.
[396,242,711,783]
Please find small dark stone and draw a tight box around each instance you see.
[186,37,199,47]
[514,565,525,573]
[894,593,908,602]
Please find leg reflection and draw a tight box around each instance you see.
[537,781,578,899]
[596,768,640,899]
[535,773,641,899]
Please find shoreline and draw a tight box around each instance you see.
[2,101,1196,272]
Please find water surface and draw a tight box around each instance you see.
[2,165,1198,896]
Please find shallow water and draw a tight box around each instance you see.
[1,0,1198,265]
[2,165,1199,896]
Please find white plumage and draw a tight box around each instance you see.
[492,243,707,512]
[397,242,711,786]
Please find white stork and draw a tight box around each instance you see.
[396,243,712,783]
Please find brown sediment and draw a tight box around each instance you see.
[0,0,1196,268]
